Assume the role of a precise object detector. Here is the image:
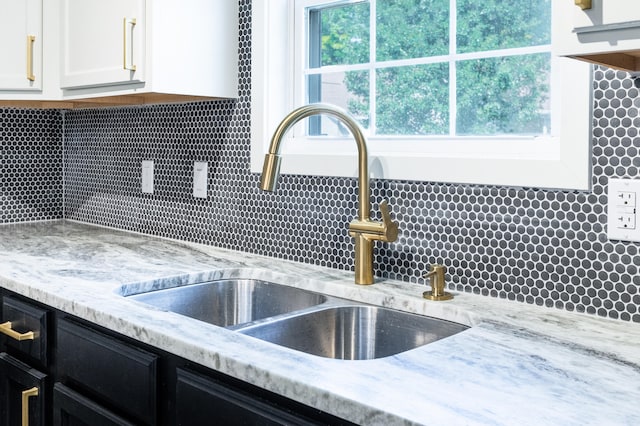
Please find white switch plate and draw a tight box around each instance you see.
[141,160,154,194]
[193,161,208,198]
[607,178,640,242]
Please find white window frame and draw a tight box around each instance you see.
[250,0,592,190]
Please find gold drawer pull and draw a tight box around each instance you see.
[0,321,35,341]
[22,387,39,426]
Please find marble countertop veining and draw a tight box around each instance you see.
[0,220,639,425]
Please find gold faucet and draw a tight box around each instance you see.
[259,103,399,285]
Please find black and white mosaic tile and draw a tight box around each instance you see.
[0,108,63,223]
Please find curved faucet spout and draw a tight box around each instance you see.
[259,103,399,285]
[260,103,370,221]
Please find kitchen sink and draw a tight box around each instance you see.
[239,305,469,360]
[126,279,327,327]
[124,275,469,360]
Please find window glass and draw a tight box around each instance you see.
[304,0,553,138]
[312,2,369,67]
[308,70,370,134]
[376,0,449,60]
[376,64,449,135]
[457,0,551,52]
[456,53,551,135]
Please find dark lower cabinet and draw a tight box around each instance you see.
[0,294,51,426]
[56,318,159,425]
[0,290,355,426]
[53,383,136,426]
[176,368,320,426]
[0,353,48,426]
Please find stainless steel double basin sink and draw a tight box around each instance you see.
[124,278,468,360]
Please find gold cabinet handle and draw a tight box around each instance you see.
[574,0,592,10]
[0,321,35,341]
[21,387,39,426]
[123,17,137,71]
[26,35,36,82]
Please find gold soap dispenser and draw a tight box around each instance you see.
[423,264,453,301]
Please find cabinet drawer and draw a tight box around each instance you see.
[57,318,158,425]
[1,296,50,366]
[53,383,137,426]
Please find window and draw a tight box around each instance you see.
[251,0,592,190]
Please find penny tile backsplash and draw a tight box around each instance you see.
[0,109,62,223]
[1,0,639,322]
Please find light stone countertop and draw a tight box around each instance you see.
[0,220,639,425]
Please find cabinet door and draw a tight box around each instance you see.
[176,368,321,426]
[60,0,145,89]
[0,353,47,426]
[53,383,136,426]
[0,0,42,91]
[57,318,158,425]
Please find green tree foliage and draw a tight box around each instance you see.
[457,0,551,52]
[317,0,552,136]
[376,0,449,61]
[319,2,369,66]
[457,54,550,135]
[376,64,449,135]
[455,0,551,135]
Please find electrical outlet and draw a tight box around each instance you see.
[193,161,208,198]
[141,160,154,194]
[607,178,640,242]
[616,191,636,207]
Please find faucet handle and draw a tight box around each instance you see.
[379,200,399,242]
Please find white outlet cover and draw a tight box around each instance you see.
[141,160,154,194]
[607,178,640,242]
[193,161,208,198]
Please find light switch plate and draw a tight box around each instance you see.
[607,178,640,242]
[193,161,208,198]
[141,160,154,194]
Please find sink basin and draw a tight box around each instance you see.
[239,306,469,360]
[127,279,327,327]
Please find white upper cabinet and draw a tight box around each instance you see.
[61,0,145,89]
[0,0,43,91]
[554,0,640,71]
[0,0,238,107]
[60,0,238,102]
